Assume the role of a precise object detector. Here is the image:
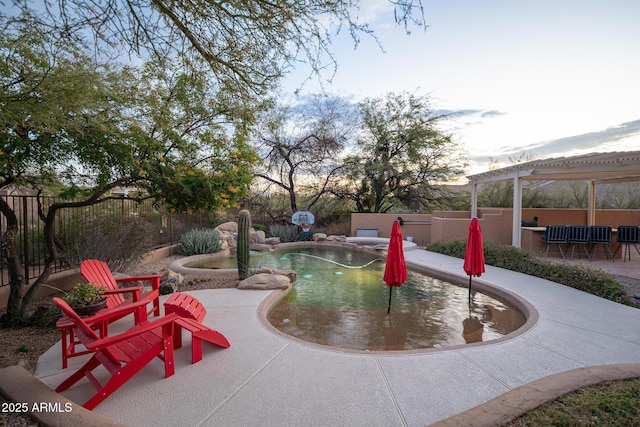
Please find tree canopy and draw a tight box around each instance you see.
[332,92,465,213]
[253,95,357,214]
[0,16,257,322]
[7,0,426,101]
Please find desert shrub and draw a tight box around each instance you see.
[177,228,222,255]
[323,220,350,236]
[426,240,633,306]
[64,216,156,272]
[267,224,320,242]
[252,223,267,234]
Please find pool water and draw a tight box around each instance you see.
[193,247,526,351]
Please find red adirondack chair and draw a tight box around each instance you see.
[52,297,179,410]
[80,259,161,321]
[55,298,151,369]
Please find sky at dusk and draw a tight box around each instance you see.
[283,0,640,177]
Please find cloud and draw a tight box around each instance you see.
[437,109,505,119]
[480,110,506,118]
[468,119,640,168]
[515,119,640,157]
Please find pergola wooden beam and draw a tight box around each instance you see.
[467,151,640,247]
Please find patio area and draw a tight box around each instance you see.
[26,248,640,426]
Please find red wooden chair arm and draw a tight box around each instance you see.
[103,286,144,302]
[85,313,179,350]
[81,300,150,324]
[115,274,162,290]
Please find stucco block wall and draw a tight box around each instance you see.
[351,208,639,249]
[350,213,432,246]
[522,208,640,227]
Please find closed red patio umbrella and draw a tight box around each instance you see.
[463,217,485,303]
[384,220,407,313]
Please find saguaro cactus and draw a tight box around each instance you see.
[237,209,251,280]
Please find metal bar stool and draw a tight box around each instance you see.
[614,225,640,262]
[567,225,591,261]
[589,226,614,261]
[541,225,568,260]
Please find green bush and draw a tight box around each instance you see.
[426,240,634,307]
[63,283,106,307]
[267,224,319,242]
[178,228,222,255]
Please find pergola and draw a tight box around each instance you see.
[466,151,640,247]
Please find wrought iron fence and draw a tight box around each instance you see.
[0,195,265,288]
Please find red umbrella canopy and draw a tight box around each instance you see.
[463,218,485,277]
[384,221,407,287]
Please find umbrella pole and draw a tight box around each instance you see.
[387,287,393,314]
[468,276,472,304]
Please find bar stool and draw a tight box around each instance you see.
[589,226,614,261]
[615,225,640,262]
[541,225,568,260]
[567,225,591,261]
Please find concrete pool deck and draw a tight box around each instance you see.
[27,249,640,426]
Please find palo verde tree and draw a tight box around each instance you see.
[0,16,257,324]
[252,95,357,217]
[332,92,465,213]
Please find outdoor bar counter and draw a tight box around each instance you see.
[520,226,620,260]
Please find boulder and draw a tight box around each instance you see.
[238,273,291,290]
[250,243,273,252]
[312,233,327,241]
[160,270,183,295]
[264,237,281,245]
[252,268,297,283]
[327,235,347,242]
[215,221,238,233]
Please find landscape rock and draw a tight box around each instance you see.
[215,221,238,233]
[264,237,281,245]
[160,270,183,295]
[327,235,347,242]
[250,243,273,252]
[312,233,327,241]
[238,273,291,290]
[252,268,297,283]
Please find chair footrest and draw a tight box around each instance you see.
[174,317,230,363]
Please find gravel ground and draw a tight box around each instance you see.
[612,275,640,298]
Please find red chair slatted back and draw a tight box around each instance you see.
[80,260,125,308]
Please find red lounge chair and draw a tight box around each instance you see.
[52,297,179,410]
[80,259,161,320]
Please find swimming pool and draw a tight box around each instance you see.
[187,246,526,351]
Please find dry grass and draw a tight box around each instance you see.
[502,378,640,426]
